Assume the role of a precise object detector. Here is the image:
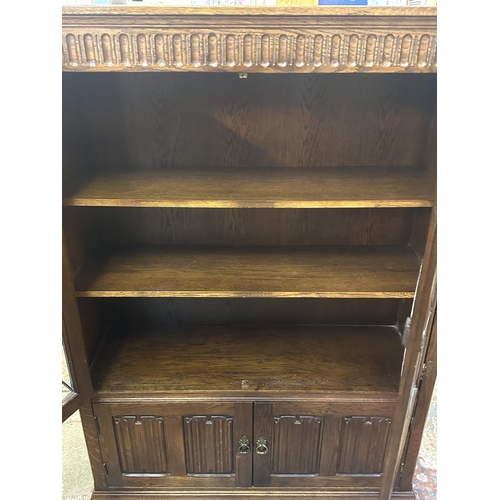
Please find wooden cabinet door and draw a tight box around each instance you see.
[62,236,93,422]
[253,401,396,489]
[93,401,252,489]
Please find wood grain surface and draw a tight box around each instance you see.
[90,325,404,395]
[63,167,435,209]
[62,6,437,74]
[74,245,421,298]
[62,73,436,169]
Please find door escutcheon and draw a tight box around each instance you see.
[256,436,269,455]
[238,435,251,454]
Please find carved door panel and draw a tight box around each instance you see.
[93,401,253,488]
[253,402,395,488]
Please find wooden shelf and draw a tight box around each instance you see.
[91,325,403,396]
[62,167,435,209]
[74,245,420,298]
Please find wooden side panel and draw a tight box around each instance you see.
[113,416,169,474]
[272,416,323,474]
[338,417,391,475]
[184,416,234,474]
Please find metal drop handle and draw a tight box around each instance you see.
[256,436,269,455]
[238,436,251,454]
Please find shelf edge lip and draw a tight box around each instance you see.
[90,392,401,404]
[75,291,416,298]
[62,199,435,209]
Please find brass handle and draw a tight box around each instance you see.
[256,436,269,455]
[238,436,251,454]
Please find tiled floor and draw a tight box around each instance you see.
[62,386,437,499]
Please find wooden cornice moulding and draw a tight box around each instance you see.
[62,6,437,73]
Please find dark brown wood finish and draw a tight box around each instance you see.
[61,6,437,500]
[379,214,436,500]
[100,297,409,328]
[68,206,421,248]
[90,493,416,500]
[63,167,435,209]
[62,72,436,170]
[75,245,421,299]
[91,326,404,397]
[93,402,253,489]
[62,232,94,422]
[253,401,396,488]
[397,311,437,491]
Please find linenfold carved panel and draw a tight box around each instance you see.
[184,416,234,474]
[62,31,437,73]
[337,416,391,475]
[113,416,169,474]
[272,416,323,474]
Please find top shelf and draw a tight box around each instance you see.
[63,167,435,209]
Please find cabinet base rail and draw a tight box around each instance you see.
[92,490,415,500]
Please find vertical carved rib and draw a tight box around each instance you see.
[260,35,270,67]
[278,35,288,67]
[312,35,323,68]
[184,416,234,474]
[272,416,323,474]
[417,34,430,68]
[66,34,79,66]
[363,34,376,67]
[399,34,412,67]
[101,34,113,66]
[154,34,166,67]
[190,34,201,67]
[410,35,419,67]
[172,34,183,67]
[208,34,218,67]
[338,417,391,474]
[243,34,253,67]
[113,416,169,474]
[136,34,147,67]
[429,35,437,68]
[330,34,341,67]
[119,34,130,66]
[382,34,394,67]
[347,34,359,67]
[77,35,86,65]
[83,34,96,67]
[226,35,236,67]
[294,35,305,68]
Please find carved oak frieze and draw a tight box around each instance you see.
[62,7,437,73]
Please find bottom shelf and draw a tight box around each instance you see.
[91,325,404,396]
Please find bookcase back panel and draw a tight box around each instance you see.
[95,297,404,329]
[62,72,436,171]
[64,207,425,248]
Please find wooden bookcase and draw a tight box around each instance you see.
[62,6,437,500]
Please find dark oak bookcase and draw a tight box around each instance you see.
[62,6,437,500]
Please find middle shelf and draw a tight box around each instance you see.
[74,245,421,298]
